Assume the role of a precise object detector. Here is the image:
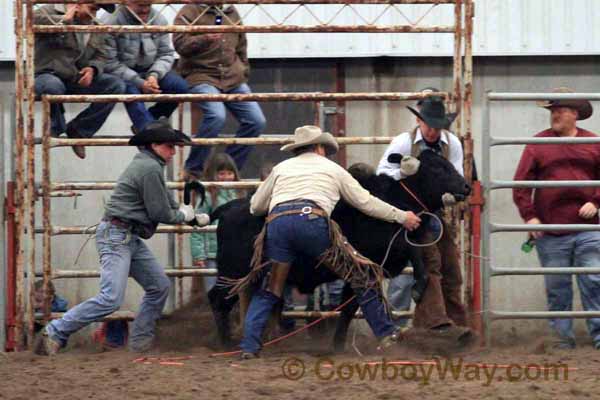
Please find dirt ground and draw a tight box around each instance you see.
[1,302,599,400]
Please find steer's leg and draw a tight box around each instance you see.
[208,285,237,348]
[333,283,358,353]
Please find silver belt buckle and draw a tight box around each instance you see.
[301,206,312,215]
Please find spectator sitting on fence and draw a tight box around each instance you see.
[513,87,600,350]
[34,120,209,356]
[190,152,244,294]
[376,90,471,342]
[33,3,125,159]
[103,0,189,134]
[173,3,266,179]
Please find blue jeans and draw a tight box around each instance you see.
[185,83,266,173]
[34,73,125,137]
[124,71,189,132]
[46,221,171,349]
[387,274,413,328]
[240,201,396,354]
[536,231,600,346]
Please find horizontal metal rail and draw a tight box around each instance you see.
[33,0,458,4]
[39,267,414,279]
[47,181,260,191]
[490,137,600,146]
[37,268,219,279]
[40,310,413,321]
[50,136,396,147]
[491,267,600,276]
[35,225,217,235]
[488,93,600,101]
[43,92,448,104]
[491,180,600,189]
[490,311,600,320]
[34,25,455,34]
[491,224,600,233]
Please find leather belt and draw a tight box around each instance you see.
[103,217,132,229]
[266,205,328,224]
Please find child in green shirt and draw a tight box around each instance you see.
[190,153,243,291]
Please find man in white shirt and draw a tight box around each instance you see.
[377,92,471,341]
[239,125,421,358]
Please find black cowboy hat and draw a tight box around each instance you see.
[407,96,453,130]
[128,120,192,146]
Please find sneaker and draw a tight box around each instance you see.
[65,125,86,159]
[551,337,576,350]
[240,352,260,360]
[33,328,62,356]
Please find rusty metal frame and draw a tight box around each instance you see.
[13,0,474,347]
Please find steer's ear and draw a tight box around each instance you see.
[387,153,404,164]
[399,155,420,177]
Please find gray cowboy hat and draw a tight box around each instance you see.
[280,125,339,156]
[407,96,453,129]
[128,120,192,146]
[537,87,593,121]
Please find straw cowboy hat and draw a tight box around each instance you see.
[280,125,339,155]
[537,87,593,120]
[407,96,454,129]
[128,119,192,146]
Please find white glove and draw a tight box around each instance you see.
[179,204,195,222]
[442,192,457,206]
[195,213,211,227]
[400,156,420,177]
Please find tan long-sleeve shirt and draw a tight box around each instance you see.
[250,152,407,224]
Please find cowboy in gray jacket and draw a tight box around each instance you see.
[103,1,189,133]
[34,120,209,356]
[34,3,125,159]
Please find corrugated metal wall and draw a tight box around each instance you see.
[2,0,600,60]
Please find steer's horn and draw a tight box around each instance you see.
[184,181,206,206]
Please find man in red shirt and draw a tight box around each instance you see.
[513,87,600,350]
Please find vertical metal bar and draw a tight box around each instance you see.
[42,99,53,323]
[469,181,483,338]
[481,93,492,346]
[13,0,26,351]
[462,0,475,311]
[4,182,17,351]
[177,103,185,308]
[0,97,6,352]
[25,0,37,347]
[334,62,347,168]
[451,0,463,132]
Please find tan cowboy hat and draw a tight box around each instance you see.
[537,87,593,120]
[280,125,339,156]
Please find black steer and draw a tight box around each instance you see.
[207,150,470,351]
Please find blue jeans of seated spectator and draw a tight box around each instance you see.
[387,274,413,328]
[124,71,189,132]
[185,83,266,173]
[45,221,171,349]
[240,201,396,354]
[536,231,600,347]
[34,73,125,137]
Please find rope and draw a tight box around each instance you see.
[210,294,357,358]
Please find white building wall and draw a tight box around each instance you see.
[2,0,600,60]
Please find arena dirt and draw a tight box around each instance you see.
[2,301,599,399]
